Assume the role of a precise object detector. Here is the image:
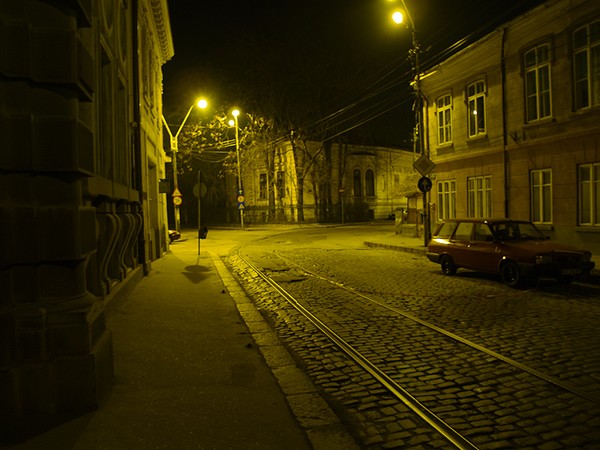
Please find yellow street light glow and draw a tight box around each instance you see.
[228,119,235,126]
[392,10,403,24]
[197,98,208,109]
[232,109,240,117]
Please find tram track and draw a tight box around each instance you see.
[274,252,600,407]
[225,247,600,449]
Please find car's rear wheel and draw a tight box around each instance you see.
[440,255,457,275]
[501,261,521,287]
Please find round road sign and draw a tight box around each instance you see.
[418,176,433,193]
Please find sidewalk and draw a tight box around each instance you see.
[9,235,356,450]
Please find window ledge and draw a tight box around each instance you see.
[466,134,488,143]
[576,226,600,233]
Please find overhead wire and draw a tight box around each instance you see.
[294,0,547,144]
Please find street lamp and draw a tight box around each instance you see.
[161,98,208,232]
[392,2,431,246]
[228,109,244,228]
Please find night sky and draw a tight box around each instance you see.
[163,0,547,146]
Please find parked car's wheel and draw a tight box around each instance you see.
[501,261,521,287]
[440,254,457,275]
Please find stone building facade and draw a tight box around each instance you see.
[0,0,172,422]
[422,0,600,256]
[239,140,417,224]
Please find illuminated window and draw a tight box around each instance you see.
[467,81,486,137]
[525,44,552,122]
[579,163,600,226]
[437,180,456,220]
[573,20,600,110]
[436,94,452,144]
[467,175,492,218]
[530,169,552,224]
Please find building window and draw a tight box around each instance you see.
[437,180,456,220]
[579,163,600,226]
[525,44,552,122]
[353,169,362,197]
[467,175,492,218]
[436,94,452,145]
[276,171,285,198]
[393,173,400,190]
[259,173,267,199]
[365,169,375,196]
[531,169,552,224]
[467,81,486,137]
[574,20,600,110]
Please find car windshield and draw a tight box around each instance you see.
[492,221,546,241]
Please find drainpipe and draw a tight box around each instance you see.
[132,0,148,274]
[501,27,510,219]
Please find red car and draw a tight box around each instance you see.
[426,219,594,287]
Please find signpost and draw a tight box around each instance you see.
[413,154,436,246]
[194,172,209,255]
[237,188,245,228]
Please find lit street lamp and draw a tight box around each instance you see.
[392,2,431,246]
[228,109,244,228]
[162,98,208,232]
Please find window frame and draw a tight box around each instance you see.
[530,168,553,224]
[578,163,600,226]
[467,175,492,218]
[573,20,600,110]
[436,94,452,145]
[524,44,552,122]
[467,80,486,138]
[437,180,456,220]
[276,171,285,199]
[365,169,375,197]
[259,173,267,199]
[353,169,362,197]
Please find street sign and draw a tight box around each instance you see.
[193,182,207,198]
[418,176,433,193]
[413,154,436,176]
[172,188,183,206]
[237,188,245,210]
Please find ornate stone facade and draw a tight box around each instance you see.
[0,0,173,421]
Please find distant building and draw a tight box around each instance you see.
[422,0,600,255]
[0,0,172,420]
[239,140,418,224]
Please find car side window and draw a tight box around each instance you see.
[435,221,457,238]
[474,224,493,241]
[453,222,473,241]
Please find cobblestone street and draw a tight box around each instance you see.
[220,225,600,449]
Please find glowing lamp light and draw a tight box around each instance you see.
[392,11,404,24]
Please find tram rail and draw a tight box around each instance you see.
[225,248,600,449]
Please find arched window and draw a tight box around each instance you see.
[365,169,375,196]
[353,169,362,197]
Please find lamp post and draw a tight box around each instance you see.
[392,2,430,246]
[162,98,208,232]
[229,109,244,228]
